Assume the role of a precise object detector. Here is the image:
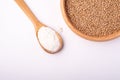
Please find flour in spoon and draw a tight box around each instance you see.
[38,27,60,52]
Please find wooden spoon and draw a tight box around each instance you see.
[15,0,63,53]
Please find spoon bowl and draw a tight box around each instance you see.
[36,26,63,53]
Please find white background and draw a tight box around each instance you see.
[0,0,120,80]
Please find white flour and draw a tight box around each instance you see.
[38,27,60,52]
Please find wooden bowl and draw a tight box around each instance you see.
[61,0,120,41]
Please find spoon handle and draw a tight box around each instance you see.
[15,0,43,30]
